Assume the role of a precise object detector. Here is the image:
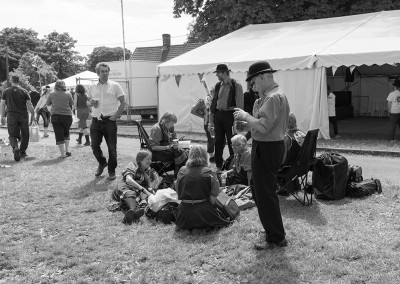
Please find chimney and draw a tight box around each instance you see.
[161,34,171,62]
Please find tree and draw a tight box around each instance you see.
[16,52,58,88]
[0,27,42,82]
[0,70,34,94]
[173,0,400,43]
[86,46,132,72]
[41,31,84,79]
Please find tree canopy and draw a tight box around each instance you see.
[173,0,400,43]
[86,46,132,72]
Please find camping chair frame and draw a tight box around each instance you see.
[277,129,319,206]
[133,120,175,185]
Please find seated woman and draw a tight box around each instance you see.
[149,112,188,176]
[111,149,162,224]
[221,134,252,186]
[282,113,306,166]
[175,145,232,231]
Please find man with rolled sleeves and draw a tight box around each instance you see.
[234,61,290,249]
[208,64,243,170]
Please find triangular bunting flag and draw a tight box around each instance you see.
[197,73,204,81]
[350,65,356,74]
[331,66,338,76]
[175,75,182,87]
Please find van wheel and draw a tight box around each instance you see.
[141,114,150,119]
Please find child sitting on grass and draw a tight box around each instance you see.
[221,134,252,186]
[110,149,162,224]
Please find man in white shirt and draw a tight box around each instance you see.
[87,63,126,180]
[386,79,400,142]
[327,85,340,138]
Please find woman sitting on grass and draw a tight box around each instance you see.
[174,145,232,232]
[221,134,252,186]
[111,149,162,224]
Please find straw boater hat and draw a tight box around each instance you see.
[246,61,277,82]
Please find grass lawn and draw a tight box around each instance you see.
[0,142,400,284]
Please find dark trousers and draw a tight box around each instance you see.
[90,117,118,174]
[214,110,234,168]
[7,112,29,153]
[51,114,72,144]
[388,113,400,140]
[251,139,285,243]
[329,116,338,136]
[204,124,215,154]
[37,109,50,127]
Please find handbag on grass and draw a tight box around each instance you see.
[29,122,40,142]
[190,99,206,118]
[215,190,240,221]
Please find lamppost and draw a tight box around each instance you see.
[120,0,131,121]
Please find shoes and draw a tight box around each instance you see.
[123,208,144,224]
[66,152,71,157]
[13,147,20,162]
[20,152,27,159]
[107,172,116,181]
[254,238,288,250]
[43,134,49,138]
[76,138,82,144]
[209,156,215,163]
[83,141,90,146]
[95,162,108,177]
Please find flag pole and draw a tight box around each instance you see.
[120,0,131,121]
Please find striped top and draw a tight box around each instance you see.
[46,90,74,116]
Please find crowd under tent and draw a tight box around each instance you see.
[157,10,400,139]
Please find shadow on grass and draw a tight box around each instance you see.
[172,227,219,243]
[71,178,112,199]
[281,197,328,226]
[32,157,66,166]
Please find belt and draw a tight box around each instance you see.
[180,199,208,204]
[93,115,112,121]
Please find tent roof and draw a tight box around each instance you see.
[157,10,400,76]
[48,71,98,88]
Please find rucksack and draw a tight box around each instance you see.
[145,202,179,224]
[348,165,363,183]
[346,179,382,198]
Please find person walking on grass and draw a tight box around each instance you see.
[46,80,74,158]
[34,86,51,138]
[0,75,35,161]
[74,84,91,146]
[387,79,400,142]
[87,62,126,181]
[234,61,290,250]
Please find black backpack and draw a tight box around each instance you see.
[145,202,179,224]
[346,179,382,198]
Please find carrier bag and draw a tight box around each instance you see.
[215,190,240,221]
[312,153,349,200]
[190,99,206,118]
[346,178,382,198]
[348,165,363,183]
[29,122,40,142]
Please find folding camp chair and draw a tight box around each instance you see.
[277,129,319,206]
[133,120,175,186]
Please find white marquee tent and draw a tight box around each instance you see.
[157,10,400,138]
[48,70,98,89]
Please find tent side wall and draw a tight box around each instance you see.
[158,69,329,138]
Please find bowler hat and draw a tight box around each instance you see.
[213,64,230,73]
[393,79,400,87]
[246,61,276,82]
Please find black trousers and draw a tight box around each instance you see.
[329,116,338,136]
[251,139,285,243]
[214,110,234,168]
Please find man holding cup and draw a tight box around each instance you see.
[233,61,290,249]
[87,62,126,181]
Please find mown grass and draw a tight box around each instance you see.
[0,141,399,283]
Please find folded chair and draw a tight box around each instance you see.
[133,120,175,187]
[277,129,319,206]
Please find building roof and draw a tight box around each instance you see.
[130,42,204,62]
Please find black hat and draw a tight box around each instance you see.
[393,79,400,88]
[213,64,230,73]
[246,61,276,82]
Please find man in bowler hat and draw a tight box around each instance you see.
[234,61,290,249]
[209,64,243,170]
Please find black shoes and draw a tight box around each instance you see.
[123,208,145,224]
[95,162,108,177]
[107,172,116,181]
[254,238,288,250]
[83,141,90,146]
[20,152,27,159]
[13,147,20,162]
[66,152,71,157]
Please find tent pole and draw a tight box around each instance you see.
[120,0,130,122]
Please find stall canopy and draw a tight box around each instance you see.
[157,10,400,138]
[48,71,98,89]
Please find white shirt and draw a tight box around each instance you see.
[88,79,125,118]
[327,93,336,117]
[387,89,400,114]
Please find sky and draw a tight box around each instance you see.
[1,0,194,57]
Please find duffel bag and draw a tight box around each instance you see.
[312,153,349,200]
[346,178,382,198]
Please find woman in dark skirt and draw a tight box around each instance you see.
[74,84,91,146]
[175,145,232,230]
